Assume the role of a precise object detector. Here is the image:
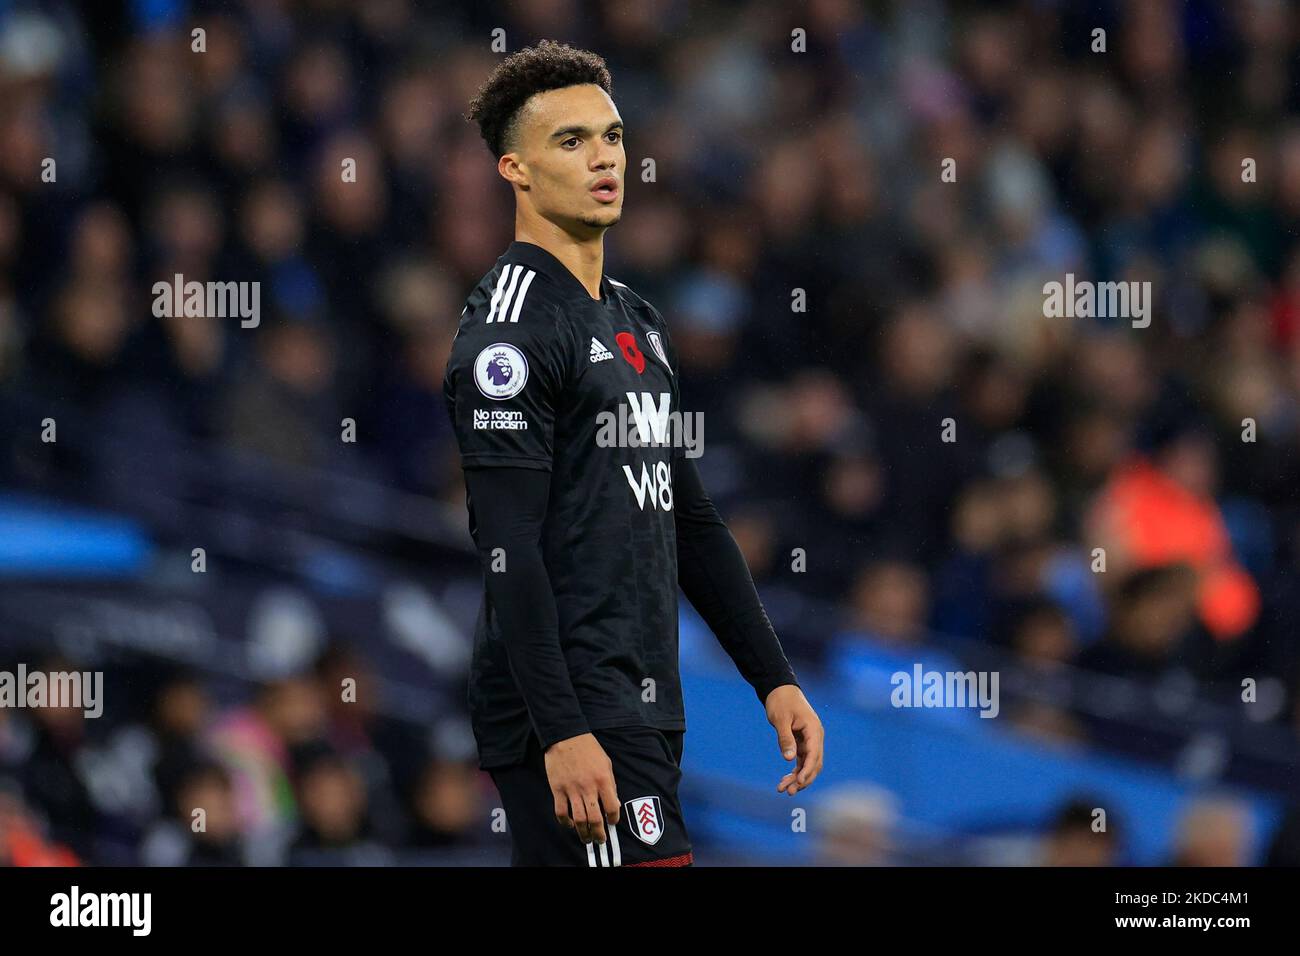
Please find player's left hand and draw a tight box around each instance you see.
[765,684,824,794]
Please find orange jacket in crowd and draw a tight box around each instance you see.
[1090,456,1260,640]
[2,825,81,867]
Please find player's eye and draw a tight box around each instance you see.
[562,137,579,149]
[606,131,622,143]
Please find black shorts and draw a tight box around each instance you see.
[488,725,694,867]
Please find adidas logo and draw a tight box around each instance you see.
[589,337,614,363]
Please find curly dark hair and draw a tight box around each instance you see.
[466,40,613,157]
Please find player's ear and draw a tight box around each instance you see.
[498,152,530,189]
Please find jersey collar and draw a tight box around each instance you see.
[504,240,609,304]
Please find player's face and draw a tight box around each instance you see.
[509,84,625,233]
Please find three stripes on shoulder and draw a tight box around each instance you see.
[485,264,536,323]
[484,263,628,324]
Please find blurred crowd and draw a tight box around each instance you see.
[0,646,490,865]
[2,0,1300,864]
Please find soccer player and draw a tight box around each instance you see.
[445,40,824,866]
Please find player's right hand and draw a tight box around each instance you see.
[543,733,621,845]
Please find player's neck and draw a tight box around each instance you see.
[515,219,605,300]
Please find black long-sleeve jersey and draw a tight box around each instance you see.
[444,240,797,769]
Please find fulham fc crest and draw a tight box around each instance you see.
[646,331,671,374]
[625,795,664,845]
